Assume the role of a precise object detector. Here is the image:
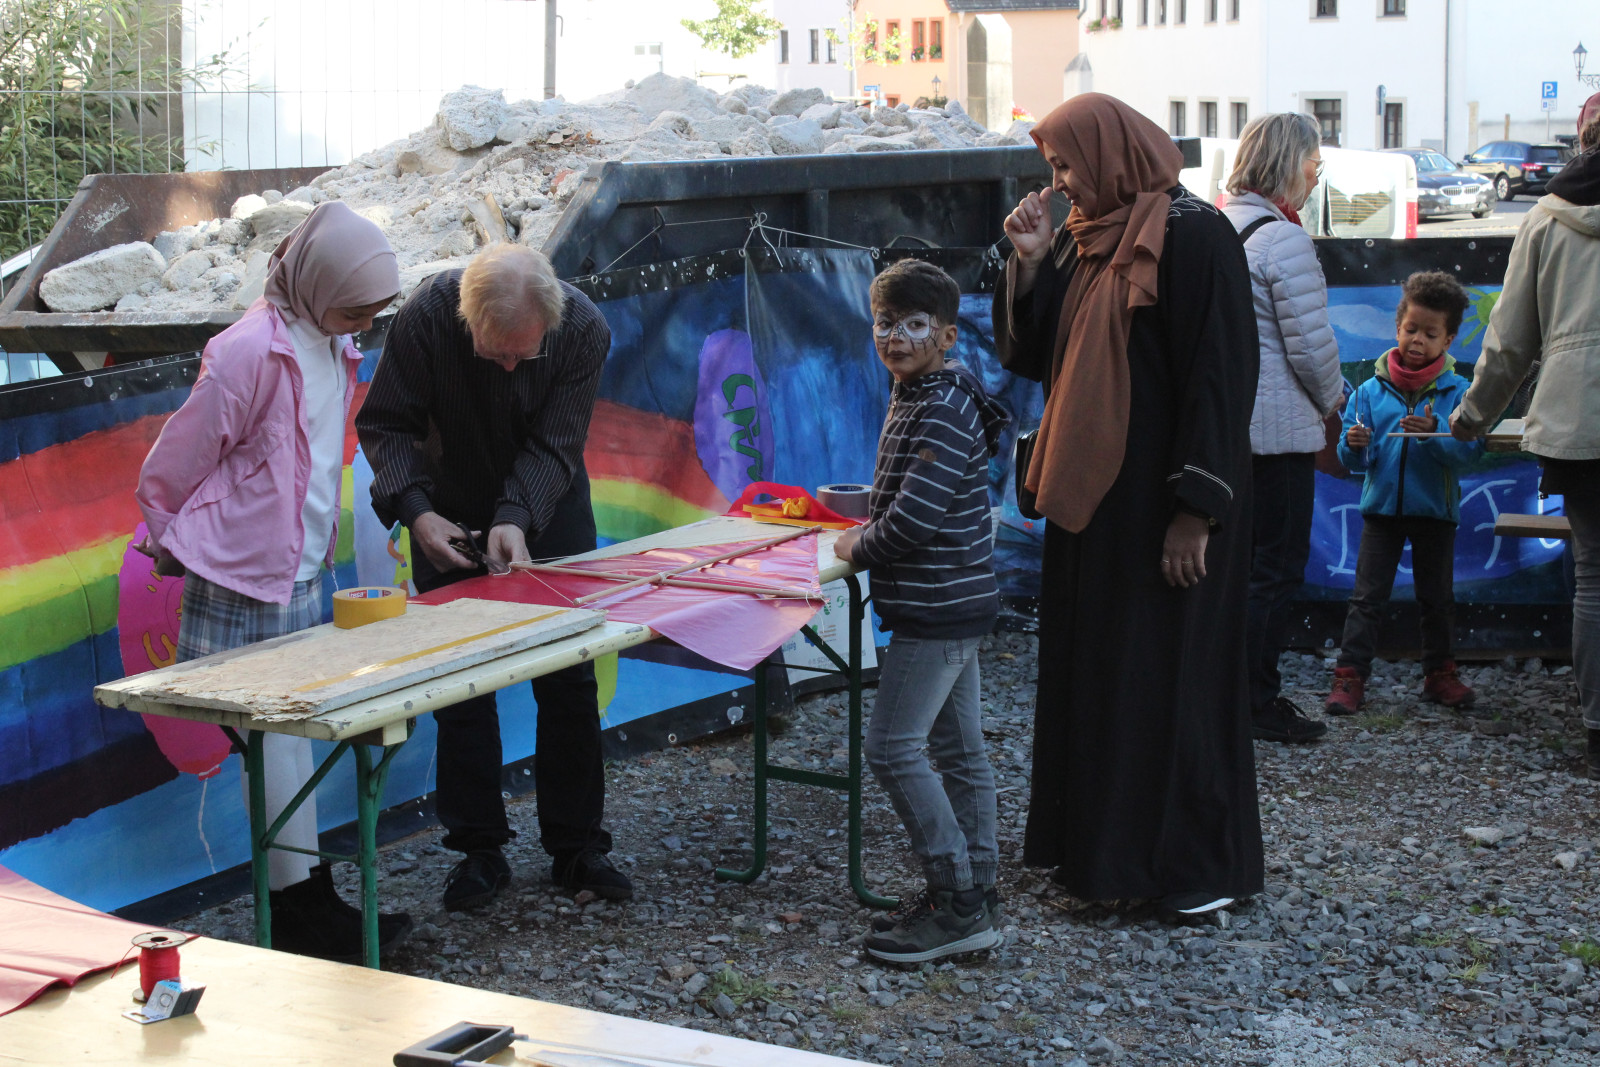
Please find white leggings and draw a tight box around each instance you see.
[241,733,319,890]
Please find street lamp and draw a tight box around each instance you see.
[1577,42,1600,90]
[931,74,942,103]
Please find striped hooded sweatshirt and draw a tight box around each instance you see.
[852,361,1011,639]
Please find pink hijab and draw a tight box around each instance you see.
[1581,92,1600,138]
[263,201,399,333]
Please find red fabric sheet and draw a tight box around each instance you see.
[0,865,181,1017]
[412,535,824,671]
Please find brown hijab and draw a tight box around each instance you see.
[263,201,399,334]
[1022,93,1184,533]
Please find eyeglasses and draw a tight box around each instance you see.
[872,314,936,342]
[1309,156,1326,179]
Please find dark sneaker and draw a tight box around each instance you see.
[1324,666,1365,716]
[863,887,999,964]
[1587,728,1600,782]
[442,849,511,911]
[552,849,633,901]
[1422,661,1476,708]
[872,885,1001,933]
[269,863,412,963]
[1253,696,1328,743]
[1161,891,1235,917]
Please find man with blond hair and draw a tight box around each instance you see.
[358,245,629,908]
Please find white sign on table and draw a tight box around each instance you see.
[779,579,878,684]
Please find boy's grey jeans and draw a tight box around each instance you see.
[865,634,999,891]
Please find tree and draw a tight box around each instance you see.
[681,0,783,60]
[0,0,229,260]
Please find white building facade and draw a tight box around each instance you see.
[1074,0,1598,159]
[768,0,856,98]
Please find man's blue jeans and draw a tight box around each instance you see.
[865,634,998,891]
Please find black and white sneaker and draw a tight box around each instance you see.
[863,887,999,964]
[1162,891,1235,917]
[871,885,1001,933]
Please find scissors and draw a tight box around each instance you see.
[446,521,512,576]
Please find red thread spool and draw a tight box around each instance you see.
[132,931,190,999]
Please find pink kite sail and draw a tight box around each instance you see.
[412,534,825,670]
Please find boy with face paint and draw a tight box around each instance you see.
[833,259,1012,963]
[1327,271,1484,716]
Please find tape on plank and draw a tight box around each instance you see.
[331,586,408,629]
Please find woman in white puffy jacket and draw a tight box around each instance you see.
[1221,113,1347,745]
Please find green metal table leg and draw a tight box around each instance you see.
[714,657,768,883]
[844,574,897,909]
[246,732,272,950]
[355,745,380,968]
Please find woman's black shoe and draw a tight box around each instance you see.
[268,862,412,963]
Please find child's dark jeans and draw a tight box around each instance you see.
[1336,515,1458,677]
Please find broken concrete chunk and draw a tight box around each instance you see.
[216,217,251,246]
[230,194,269,220]
[40,242,167,312]
[152,226,200,264]
[162,250,215,291]
[768,118,824,156]
[434,228,478,258]
[799,103,842,129]
[771,86,829,117]
[717,92,748,114]
[283,186,320,204]
[230,251,271,310]
[871,106,913,129]
[1004,119,1037,142]
[437,85,511,151]
[245,200,316,253]
[625,73,720,118]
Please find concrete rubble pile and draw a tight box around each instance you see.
[38,75,1037,316]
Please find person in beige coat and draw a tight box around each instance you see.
[1452,114,1600,780]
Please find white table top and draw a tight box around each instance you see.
[94,519,852,743]
[0,935,860,1066]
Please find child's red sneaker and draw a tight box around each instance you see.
[1422,661,1476,708]
[1324,666,1364,715]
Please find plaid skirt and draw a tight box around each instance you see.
[176,573,324,663]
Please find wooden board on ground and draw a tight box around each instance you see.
[124,600,605,721]
[1494,513,1572,540]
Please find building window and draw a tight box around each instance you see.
[809,29,819,63]
[886,20,901,62]
[1200,100,1218,137]
[1206,0,1218,22]
[911,19,925,60]
[886,94,901,108]
[1099,0,1108,14]
[1309,98,1342,145]
[930,20,942,59]
[779,30,788,64]
[1231,100,1248,135]
[1116,0,1124,18]
[1314,0,1336,16]
[1229,0,1240,19]
[1140,0,1149,25]
[1176,0,1186,23]
[1383,102,1404,147]
[1382,0,1404,13]
[826,30,838,64]
[1170,100,1186,136]
[1157,0,1167,23]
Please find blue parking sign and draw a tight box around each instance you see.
[1542,80,1559,100]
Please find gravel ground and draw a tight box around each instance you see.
[184,635,1600,1066]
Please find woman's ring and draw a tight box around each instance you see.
[1161,557,1170,564]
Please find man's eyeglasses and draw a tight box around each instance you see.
[872,315,936,343]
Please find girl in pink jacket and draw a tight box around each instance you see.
[136,201,409,961]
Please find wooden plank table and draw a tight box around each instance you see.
[0,935,859,1066]
[93,518,888,968]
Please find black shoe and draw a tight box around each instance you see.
[1253,696,1328,743]
[1588,729,1600,782]
[442,849,511,910]
[552,849,633,901]
[872,884,1001,933]
[268,863,412,963]
[863,887,999,964]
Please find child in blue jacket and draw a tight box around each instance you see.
[1325,271,1484,715]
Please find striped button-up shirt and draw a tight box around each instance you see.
[356,270,610,537]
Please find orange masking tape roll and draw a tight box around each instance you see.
[332,586,408,628]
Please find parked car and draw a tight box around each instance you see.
[1384,148,1495,220]
[1459,141,1575,200]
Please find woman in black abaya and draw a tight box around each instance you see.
[995,93,1263,915]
